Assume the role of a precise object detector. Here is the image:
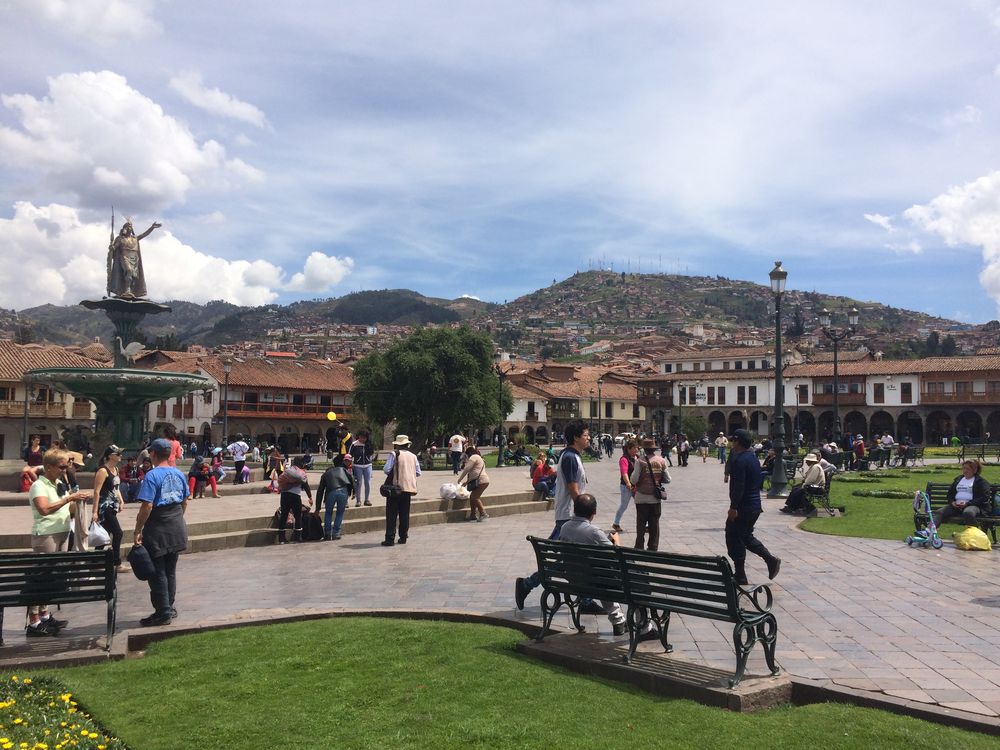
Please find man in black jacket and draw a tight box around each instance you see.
[316,454,355,540]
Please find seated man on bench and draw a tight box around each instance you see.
[557,493,657,640]
[780,453,825,515]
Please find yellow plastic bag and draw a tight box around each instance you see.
[953,526,992,551]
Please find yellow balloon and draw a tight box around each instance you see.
[326,411,338,421]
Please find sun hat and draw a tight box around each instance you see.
[804,453,820,464]
[392,435,411,447]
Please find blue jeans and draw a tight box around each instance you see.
[525,519,567,589]
[324,488,349,536]
[614,484,632,526]
[718,447,727,463]
[451,451,462,474]
[148,551,179,618]
[533,476,556,496]
[352,464,372,504]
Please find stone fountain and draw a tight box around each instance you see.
[24,218,210,449]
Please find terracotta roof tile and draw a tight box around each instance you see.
[0,340,110,380]
[153,355,354,392]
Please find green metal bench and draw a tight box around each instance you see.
[527,536,780,688]
[916,482,1000,544]
[0,550,117,651]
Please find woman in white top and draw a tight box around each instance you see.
[934,459,991,528]
[457,445,490,522]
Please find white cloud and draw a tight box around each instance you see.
[285,251,355,292]
[0,71,262,214]
[884,240,922,254]
[904,170,1000,305]
[168,71,268,128]
[942,104,982,127]
[0,202,353,308]
[863,213,894,231]
[8,0,159,39]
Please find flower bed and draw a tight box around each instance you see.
[850,489,913,498]
[0,675,125,750]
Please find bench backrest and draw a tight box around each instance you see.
[0,551,114,607]
[617,547,739,623]
[924,481,999,511]
[528,536,626,602]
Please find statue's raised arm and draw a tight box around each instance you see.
[136,222,162,241]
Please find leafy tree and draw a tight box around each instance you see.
[785,305,805,338]
[940,334,957,356]
[352,327,512,451]
[680,414,707,440]
[925,331,940,356]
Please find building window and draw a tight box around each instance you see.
[849,383,862,394]
[735,361,743,370]
[901,382,912,403]
[605,402,613,418]
[718,387,726,405]
[694,362,701,371]
[723,361,730,371]
[707,387,715,405]
[737,386,746,405]
[527,401,535,414]
[664,364,673,373]
[926,382,943,394]
[797,384,808,402]
[679,388,686,405]
[761,359,768,369]
[590,401,597,417]
[747,360,756,370]
[688,386,696,404]
[955,381,971,394]
[0,386,12,401]
[874,383,885,404]
[704,362,712,371]
[748,386,757,405]
[632,403,640,418]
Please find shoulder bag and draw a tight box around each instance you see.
[380,450,403,498]
[645,457,664,501]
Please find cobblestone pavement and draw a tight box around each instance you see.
[6,455,1000,716]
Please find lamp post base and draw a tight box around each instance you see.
[766,485,790,499]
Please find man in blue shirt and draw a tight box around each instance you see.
[134,438,190,626]
[726,429,780,586]
[515,419,590,610]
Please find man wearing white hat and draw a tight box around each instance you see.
[714,432,729,464]
[381,435,421,546]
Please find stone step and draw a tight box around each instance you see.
[0,492,550,552]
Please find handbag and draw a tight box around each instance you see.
[380,451,403,498]
[87,519,111,548]
[127,544,156,581]
[644,457,664,501]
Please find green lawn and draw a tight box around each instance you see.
[802,464,1000,541]
[10,618,993,748]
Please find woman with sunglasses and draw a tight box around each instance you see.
[91,444,126,570]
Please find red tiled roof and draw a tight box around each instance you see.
[153,355,354,392]
[0,340,110,380]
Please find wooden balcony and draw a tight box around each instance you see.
[811,393,866,407]
[524,412,540,422]
[171,404,194,419]
[0,401,66,418]
[71,402,92,418]
[921,391,999,405]
[224,401,351,419]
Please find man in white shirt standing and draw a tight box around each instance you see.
[226,434,250,484]
[448,432,466,475]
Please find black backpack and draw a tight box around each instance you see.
[300,512,325,541]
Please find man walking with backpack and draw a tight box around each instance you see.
[726,429,780,585]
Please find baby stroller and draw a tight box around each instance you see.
[906,490,943,549]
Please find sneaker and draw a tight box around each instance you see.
[355,501,361,507]
[466,514,478,522]
[778,506,794,514]
[332,532,343,540]
[397,538,407,544]
[380,540,394,547]
[364,500,372,506]
[767,557,782,581]
[612,621,627,637]
[514,577,530,610]
[140,613,172,627]
[26,622,56,637]
[477,513,489,522]
[638,627,660,642]
[170,607,177,619]
[577,600,606,616]
[611,523,624,533]
[41,615,68,630]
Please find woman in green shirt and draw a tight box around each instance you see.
[26,449,89,637]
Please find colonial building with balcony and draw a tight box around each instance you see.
[144,352,354,452]
[640,352,1000,446]
[0,340,105,460]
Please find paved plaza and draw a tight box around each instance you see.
[4,455,1000,717]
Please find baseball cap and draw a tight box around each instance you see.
[150,438,173,455]
[730,429,752,447]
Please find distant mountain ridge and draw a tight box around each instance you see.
[9,272,978,351]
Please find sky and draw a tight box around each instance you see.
[3,2,1000,322]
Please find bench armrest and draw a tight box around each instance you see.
[736,583,774,614]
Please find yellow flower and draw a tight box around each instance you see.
[12,720,22,726]
[20,680,30,686]
[9,676,16,683]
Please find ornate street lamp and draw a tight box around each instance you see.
[768,261,789,498]
[494,353,515,466]
[222,357,232,446]
[597,377,604,439]
[819,306,859,444]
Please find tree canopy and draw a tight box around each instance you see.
[352,327,513,451]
